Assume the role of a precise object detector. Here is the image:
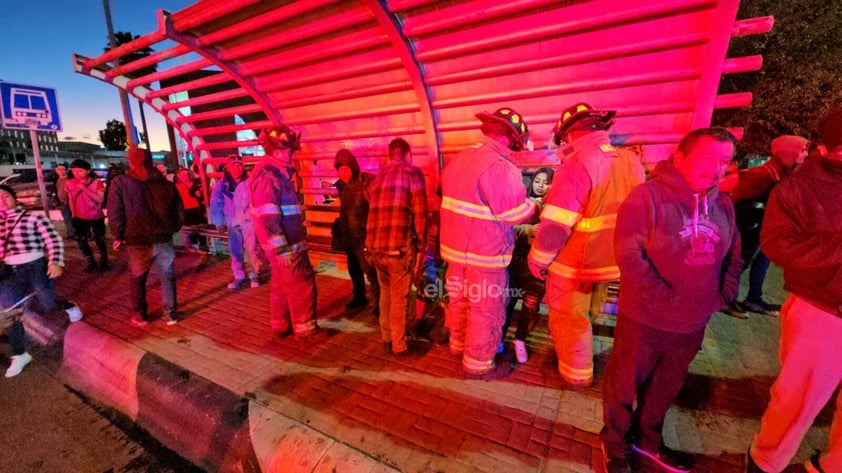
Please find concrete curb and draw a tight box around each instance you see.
[28,316,399,473]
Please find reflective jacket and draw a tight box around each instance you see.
[249,161,307,256]
[529,131,645,281]
[440,137,537,268]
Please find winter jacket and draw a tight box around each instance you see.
[107,167,183,246]
[249,161,307,256]
[529,131,645,281]
[761,156,842,317]
[66,177,105,220]
[210,176,252,229]
[333,153,375,240]
[614,160,742,333]
[440,137,536,268]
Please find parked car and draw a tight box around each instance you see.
[0,169,58,209]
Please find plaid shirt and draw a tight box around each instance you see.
[1,206,64,266]
[365,160,427,253]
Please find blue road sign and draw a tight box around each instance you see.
[0,82,62,132]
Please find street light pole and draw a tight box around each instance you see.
[102,0,136,148]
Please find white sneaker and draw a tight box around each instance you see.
[514,340,529,364]
[66,305,83,323]
[250,279,260,289]
[5,352,32,377]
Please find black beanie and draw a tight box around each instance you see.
[70,159,92,171]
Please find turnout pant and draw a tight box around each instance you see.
[445,262,508,373]
[545,276,600,384]
[750,296,842,473]
[268,249,317,335]
[601,316,704,458]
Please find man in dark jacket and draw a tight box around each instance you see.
[746,108,842,473]
[601,127,742,473]
[108,147,183,327]
[334,148,379,311]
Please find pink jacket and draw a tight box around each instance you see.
[66,177,105,220]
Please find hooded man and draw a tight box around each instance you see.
[250,125,319,338]
[528,102,645,387]
[108,147,183,327]
[440,107,536,379]
[601,127,742,473]
[747,108,842,473]
[721,135,809,318]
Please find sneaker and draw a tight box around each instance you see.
[744,299,781,316]
[632,445,693,473]
[130,315,149,327]
[722,300,749,319]
[804,452,825,473]
[227,279,246,290]
[463,360,513,380]
[514,339,529,364]
[5,352,32,377]
[249,279,260,289]
[163,313,179,326]
[66,305,83,323]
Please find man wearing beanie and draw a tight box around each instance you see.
[722,135,808,318]
[746,107,842,473]
[66,159,108,272]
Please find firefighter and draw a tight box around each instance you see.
[250,126,319,337]
[528,103,645,386]
[441,107,538,380]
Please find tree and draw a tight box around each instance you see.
[104,31,157,150]
[100,119,128,151]
[713,1,842,159]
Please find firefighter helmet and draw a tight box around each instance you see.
[476,107,530,151]
[551,103,616,145]
[258,125,301,153]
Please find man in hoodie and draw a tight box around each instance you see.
[108,147,183,327]
[440,107,535,379]
[251,126,319,338]
[720,135,808,318]
[600,127,742,473]
[746,108,842,473]
[333,148,379,312]
[528,102,645,386]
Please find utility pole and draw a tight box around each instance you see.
[103,0,136,148]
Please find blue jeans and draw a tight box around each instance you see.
[229,224,258,281]
[126,242,176,319]
[0,257,59,354]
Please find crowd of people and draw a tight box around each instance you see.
[1,102,840,473]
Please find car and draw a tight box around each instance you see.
[0,169,58,209]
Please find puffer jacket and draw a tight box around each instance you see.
[66,177,105,220]
[210,176,252,229]
[249,160,307,255]
[529,131,645,281]
[440,137,537,268]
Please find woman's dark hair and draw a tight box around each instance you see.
[527,167,555,198]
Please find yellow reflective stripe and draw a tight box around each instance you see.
[463,354,495,373]
[558,360,593,381]
[529,246,556,266]
[599,144,614,153]
[252,203,281,216]
[280,204,302,215]
[574,214,617,232]
[548,263,620,280]
[268,235,288,248]
[293,320,317,334]
[440,244,511,268]
[497,200,535,223]
[441,196,495,221]
[450,339,464,353]
[542,204,581,227]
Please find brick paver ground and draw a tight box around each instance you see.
[40,239,832,472]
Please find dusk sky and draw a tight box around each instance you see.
[0,0,197,151]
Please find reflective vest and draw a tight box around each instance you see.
[530,131,645,281]
[440,138,537,268]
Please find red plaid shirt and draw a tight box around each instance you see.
[365,160,427,253]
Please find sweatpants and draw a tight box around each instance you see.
[750,295,842,473]
[601,316,704,459]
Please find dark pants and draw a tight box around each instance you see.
[73,217,108,263]
[740,227,771,302]
[126,243,176,319]
[502,253,546,342]
[346,237,379,304]
[59,202,75,239]
[601,316,704,458]
[0,258,60,355]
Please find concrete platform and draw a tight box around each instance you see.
[6,247,832,472]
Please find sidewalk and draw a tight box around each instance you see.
[12,246,832,472]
